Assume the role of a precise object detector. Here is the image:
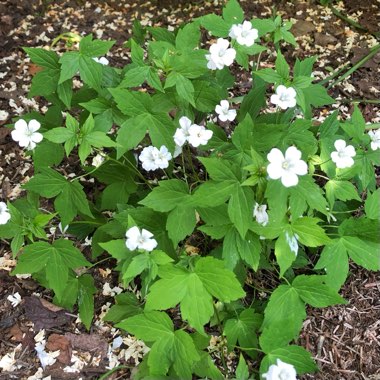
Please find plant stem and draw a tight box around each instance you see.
[319,62,351,86]
[329,4,368,33]
[328,44,380,89]
[338,99,380,105]
[313,173,330,181]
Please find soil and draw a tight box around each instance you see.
[0,0,379,379]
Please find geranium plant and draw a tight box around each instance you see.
[1,0,379,378]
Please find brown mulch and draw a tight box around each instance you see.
[0,0,379,379]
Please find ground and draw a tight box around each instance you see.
[0,0,379,379]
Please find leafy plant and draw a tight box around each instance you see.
[2,0,379,378]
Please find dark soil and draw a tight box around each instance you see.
[0,0,379,379]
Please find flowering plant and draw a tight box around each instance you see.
[2,0,379,378]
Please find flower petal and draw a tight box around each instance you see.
[334,139,346,151]
[28,119,41,132]
[31,132,43,143]
[293,159,308,175]
[267,148,284,164]
[281,172,299,187]
[285,146,302,161]
[267,163,283,180]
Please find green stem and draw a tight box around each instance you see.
[117,155,153,190]
[70,166,99,182]
[338,99,380,105]
[85,257,111,271]
[328,44,380,89]
[319,62,351,86]
[329,4,368,33]
[70,220,103,226]
[313,173,330,181]
[234,345,263,353]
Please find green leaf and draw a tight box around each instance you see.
[79,34,115,57]
[118,311,200,379]
[365,189,380,220]
[13,239,90,301]
[200,14,229,37]
[167,73,195,106]
[108,88,153,116]
[236,354,249,380]
[275,230,298,276]
[44,127,75,143]
[341,236,380,270]
[314,240,349,291]
[146,257,244,333]
[175,22,200,51]
[262,285,306,341]
[23,47,59,69]
[239,76,267,121]
[291,217,330,246]
[145,265,213,334]
[261,345,317,375]
[59,52,80,83]
[103,292,142,323]
[121,65,149,87]
[79,55,103,90]
[29,68,59,97]
[140,180,190,212]
[193,79,227,112]
[32,141,64,169]
[236,230,261,271]
[325,180,361,207]
[189,181,237,208]
[199,157,240,182]
[224,309,262,356]
[78,274,96,330]
[100,239,129,260]
[223,0,244,24]
[24,168,93,226]
[195,257,245,302]
[275,51,290,80]
[293,275,346,307]
[115,112,175,157]
[254,68,282,83]
[228,185,254,238]
[57,79,72,108]
[118,311,173,342]
[166,206,197,245]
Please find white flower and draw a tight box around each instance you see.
[93,56,109,65]
[154,146,172,169]
[125,226,157,252]
[267,146,308,187]
[11,119,43,150]
[270,85,297,110]
[253,203,269,226]
[139,145,172,171]
[7,292,22,307]
[173,144,182,158]
[215,100,237,122]
[206,38,236,70]
[368,129,380,151]
[174,116,192,147]
[262,359,298,380]
[0,202,11,225]
[285,232,299,256]
[229,20,258,47]
[92,154,105,167]
[188,124,213,147]
[330,139,356,169]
